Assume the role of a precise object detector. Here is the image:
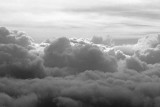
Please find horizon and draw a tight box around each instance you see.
[4,26,140,45]
[1,0,160,40]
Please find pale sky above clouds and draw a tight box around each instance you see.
[1,0,160,41]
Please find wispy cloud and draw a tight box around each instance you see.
[0,0,160,40]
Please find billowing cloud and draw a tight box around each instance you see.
[1,27,160,107]
[135,48,160,64]
[0,27,34,48]
[43,37,117,73]
[136,34,160,49]
[0,44,45,79]
[125,56,148,72]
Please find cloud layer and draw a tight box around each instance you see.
[1,0,160,41]
[1,27,160,107]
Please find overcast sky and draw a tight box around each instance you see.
[1,0,160,41]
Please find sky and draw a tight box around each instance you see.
[2,1,160,106]
[1,0,160,42]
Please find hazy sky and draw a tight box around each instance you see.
[1,0,160,41]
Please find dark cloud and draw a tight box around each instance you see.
[0,27,10,37]
[0,72,159,107]
[125,56,148,72]
[1,27,160,107]
[0,27,34,48]
[0,44,45,79]
[43,37,117,73]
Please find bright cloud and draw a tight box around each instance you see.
[0,0,160,41]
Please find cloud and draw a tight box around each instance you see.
[125,56,148,72]
[130,35,160,65]
[0,72,158,107]
[91,36,114,46]
[1,27,160,107]
[0,27,34,48]
[43,37,118,73]
[136,34,160,49]
[66,4,160,21]
[113,45,135,56]
[1,0,160,41]
[0,44,45,79]
[135,48,160,64]
[0,93,38,107]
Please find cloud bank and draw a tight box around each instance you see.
[1,27,160,107]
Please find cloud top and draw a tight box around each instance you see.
[0,27,160,107]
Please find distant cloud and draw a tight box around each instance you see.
[0,27,34,48]
[1,0,160,39]
[66,4,160,21]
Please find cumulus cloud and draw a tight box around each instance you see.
[0,44,45,79]
[135,47,160,64]
[125,56,148,72]
[0,27,34,48]
[43,37,117,73]
[136,34,160,49]
[1,27,160,107]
